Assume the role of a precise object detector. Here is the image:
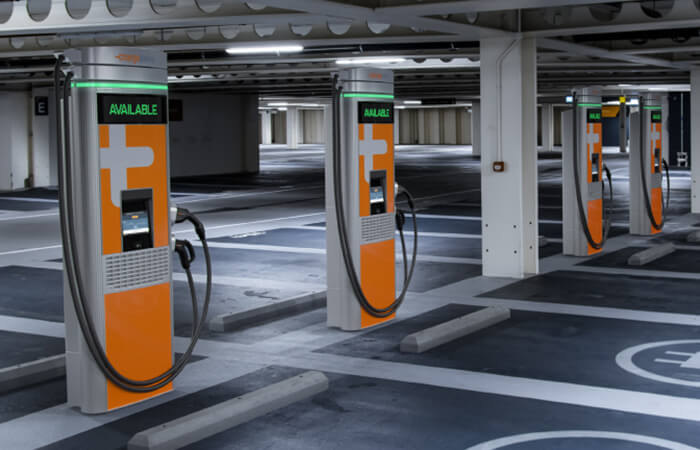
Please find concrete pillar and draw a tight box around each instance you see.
[442,108,457,145]
[457,108,471,145]
[286,106,299,149]
[31,87,57,187]
[692,70,700,212]
[426,109,440,144]
[619,103,627,153]
[471,101,481,155]
[480,37,538,278]
[662,94,670,163]
[0,91,30,191]
[394,107,400,145]
[541,103,554,152]
[260,111,273,145]
[417,109,426,144]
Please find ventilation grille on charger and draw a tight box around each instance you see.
[104,247,170,293]
[361,213,395,244]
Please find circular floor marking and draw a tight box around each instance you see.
[465,431,698,450]
[616,339,700,388]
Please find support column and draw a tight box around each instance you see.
[394,107,400,145]
[471,101,481,155]
[692,70,700,212]
[31,87,57,187]
[541,103,554,152]
[662,94,670,163]
[260,111,272,145]
[480,37,538,278]
[417,109,426,144]
[286,106,299,149]
[0,91,30,191]
[442,108,457,145]
[619,103,627,153]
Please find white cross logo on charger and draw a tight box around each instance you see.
[650,127,661,152]
[100,124,154,208]
[655,351,700,370]
[358,124,387,183]
[586,123,599,156]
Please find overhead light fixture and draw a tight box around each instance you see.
[278,107,288,111]
[336,57,407,65]
[268,102,289,107]
[565,95,573,103]
[226,45,304,55]
[403,100,422,105]
[618,83,633,87]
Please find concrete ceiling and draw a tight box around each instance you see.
[0,0,698,97]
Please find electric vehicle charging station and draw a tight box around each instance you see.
[562,87,613,256]
[630,93,670,236]
[55,47,211,414]
[326,68,417,331]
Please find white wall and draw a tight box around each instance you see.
[0,91,30,191]
[301,109,325,144]
[397,107,472,146]
[31,87,58,187]
[272,111,286,144]
[169,93,259,177]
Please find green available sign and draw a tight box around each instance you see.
[109,102,159,117]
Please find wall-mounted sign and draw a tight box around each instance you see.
[35,96,48,116]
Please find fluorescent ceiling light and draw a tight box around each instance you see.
[226,45,303,55]
[336,57,407,65]
[618,83,633,87]
[403,100,421,105]
[268,102,288,106]
[278,107,288,111]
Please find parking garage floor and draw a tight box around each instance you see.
[0,144,698,449]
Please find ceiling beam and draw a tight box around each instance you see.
[376,0,637,17]
[250,0,508,39]
[537,38,693,71]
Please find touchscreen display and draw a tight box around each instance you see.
[370,186,385,204]
[121,211,150,236]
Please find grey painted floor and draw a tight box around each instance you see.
[0,144,699,449]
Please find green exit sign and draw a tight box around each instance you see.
[651,112,662,123]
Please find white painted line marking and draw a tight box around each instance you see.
[174,212,325,235]
[0,212,58,222]
[466,431,699,450]
[197,241,480,265]
[617,340,700,387]
[0,245,61,256]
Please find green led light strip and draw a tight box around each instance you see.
[643,106,662,110]
[71,81,168,91]
[343,93,394,99]
[577,103,602,108]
